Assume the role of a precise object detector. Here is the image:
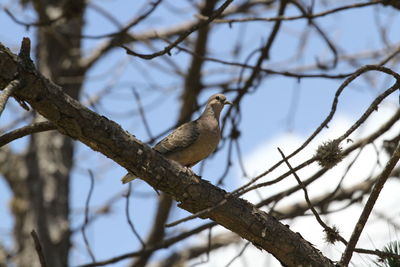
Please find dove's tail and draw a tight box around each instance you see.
[121,173,137,184]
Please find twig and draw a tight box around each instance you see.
[4,8,62,29]
[340,142,400,266]
[0,121,56,147]
[154,233,241,267]
[0,79,20,116]
[132,89,154,141]
[189,227,213,267]
[237,158,316,196]
[131,193,173,267]
[173,43,351,79]
[290,0,338,69]
[216,138,234,186]
[224,242,250,267]
[125,183,145,247]
[277,147,347,244]
[75,222,217,267]
[354,247,400,260]
[197,1,383,24]
[81,170,96,262]
[232,64,400,197]
[272,168,398,220]
[379,44,400,65]
[257,109,400,209]
[165,199,227,228]
[168,102,400,227]
[121,0,234,60]
[337,81,400,143]
[81,0,162,40]
[30,230,47,267]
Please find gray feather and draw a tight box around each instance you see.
[153,120,200,156]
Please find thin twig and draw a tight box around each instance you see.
[340,142,400,266]
[0,79,20,116]
[4,8,62,28]
[81,170,96,262]
[165,199,227,228]
[125,183,145,247]
[82,0,162,40]
[189,227,213,267]
[277,147,347,245]
[30,230,47,267]
[75,222,217,267]
[354,247,400,261]
[233,64,400,197]
[337,82,400,143]
[379,45,400,65]
[121,0,234,60]
[132,89,154,141]
[225,242,250,267]
[257,108,400,209]
[167,99,400,227]
[173,43,351,79]
[0,121,56,147]
[197,1,383,24]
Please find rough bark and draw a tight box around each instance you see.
[0,42,335,267]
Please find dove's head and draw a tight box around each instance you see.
[205,93,232,119]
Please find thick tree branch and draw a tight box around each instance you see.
[0,41,335,267]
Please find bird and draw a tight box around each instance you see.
[121,93,232,184]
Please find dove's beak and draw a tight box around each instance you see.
[224,100,233,105]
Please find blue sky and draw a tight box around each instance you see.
[1,1,400,266]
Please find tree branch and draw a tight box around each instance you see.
[0,79,20,116]
[340,142,400,266]
[30,230,47,267]
[0,40,335,267]
[0,121,56,147]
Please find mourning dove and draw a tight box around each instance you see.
[122,93,232,184]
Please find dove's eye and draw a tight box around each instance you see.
[215,96,220,101]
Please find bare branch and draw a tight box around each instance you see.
[1,40,335,267]
[0,121,56,147]
[340,142,400,266]
[121,0,234,60]
[232,64,400,196]
[75,222,216,267]
[154,233,241,267]
[0,79,20,116]
[197,1,384,24]
[3,8,63,28]
[81,170,96,262]
[125,183,145,247]
[278,147,346,244]
[30,230,47,267]
[131,193,173,267]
